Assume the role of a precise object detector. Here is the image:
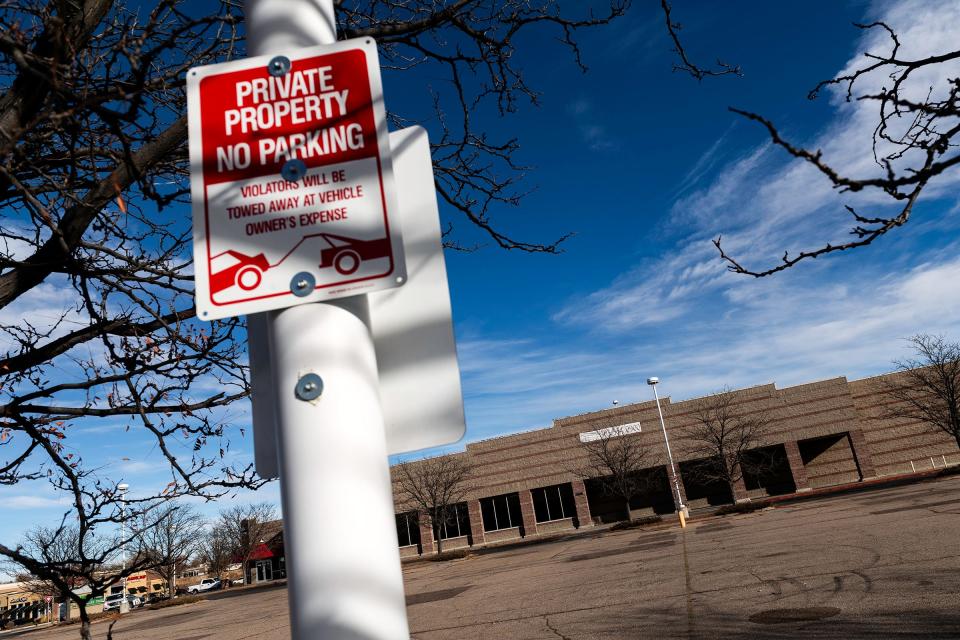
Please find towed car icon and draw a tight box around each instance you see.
[275,232,392,276]
[316,233,391,275]
[210,234,391,296]
[210,250,270,295]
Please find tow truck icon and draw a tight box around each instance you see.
[210,233,392,295]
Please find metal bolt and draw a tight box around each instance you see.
[281,158,307,182]
[295,373,324,401]
[290,272,315,297]
[267,55,291,77]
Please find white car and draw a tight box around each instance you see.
[103,593,143,611]
[102,593,124,612]
[187,578,221,594]
[102,593,140,611]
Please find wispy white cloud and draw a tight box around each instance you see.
[669,122,739,201]
[458,248,960,443]
[555,1,960,335]
[552,238,730,331]
[567,100,618,151]
[0,280,83,354]
[4,494,71,510]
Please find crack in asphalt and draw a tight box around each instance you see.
[543,614,573,640]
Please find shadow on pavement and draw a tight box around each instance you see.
[202,581,287,602]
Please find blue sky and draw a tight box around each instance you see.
[3,0,960,550]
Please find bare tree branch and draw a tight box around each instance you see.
[573,425,657,522]
[683,387,772,499]
[660,0,741,81]
[881,334,960,451]
[718,22,960,276]
[394,455,471,554]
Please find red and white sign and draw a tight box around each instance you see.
[187,39,405,320]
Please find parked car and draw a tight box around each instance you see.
[102,593,125,612]
[127,595,143,609]
[186,578,221,594]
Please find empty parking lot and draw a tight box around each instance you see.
[18,475,960,639]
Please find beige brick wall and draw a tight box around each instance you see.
[391,369,960,513]
[849,373,958,476]
[483,527,522,544]
[536,518,576,535]
[799,434,860,489]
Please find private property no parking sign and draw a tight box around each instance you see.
[187,39,405,320]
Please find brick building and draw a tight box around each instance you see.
[0,582,45,629]
[392,369,959,556]
[241,519,286,584]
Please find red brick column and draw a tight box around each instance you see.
[418,513,435,555]
[847,429,877,480]
[570,479,593,528]
[467,499,485,546]
[518,490,538,538]
[783,440,811,492]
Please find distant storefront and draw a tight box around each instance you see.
[242,520,286,584]
[0,583,46,628]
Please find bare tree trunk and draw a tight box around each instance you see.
[78,606,91,640]
[434,524,443,554]
[728,480,738,503]
[624,499,633,522]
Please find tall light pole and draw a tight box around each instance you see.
[647,378,688,518]
[117,483,129,614]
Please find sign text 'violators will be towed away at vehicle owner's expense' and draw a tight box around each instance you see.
[187,39,405,320]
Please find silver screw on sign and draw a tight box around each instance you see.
[295,373,324,401]
[290,271,316,297]
[268,55,291,76]
[281,158,307,182]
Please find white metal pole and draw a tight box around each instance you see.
[651,385,685,513]
[246,6,408,638]
[265,299,408,639]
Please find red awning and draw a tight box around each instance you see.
[249,543,274,560]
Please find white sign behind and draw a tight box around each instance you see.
[578,422,643,443]
[370,126,466,455]
[250,126,464,478]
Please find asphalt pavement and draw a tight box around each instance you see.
[17,474,960,639]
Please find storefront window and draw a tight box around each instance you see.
[436,502,470,539]
[480,493,522,531]
[532,484,575,522]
